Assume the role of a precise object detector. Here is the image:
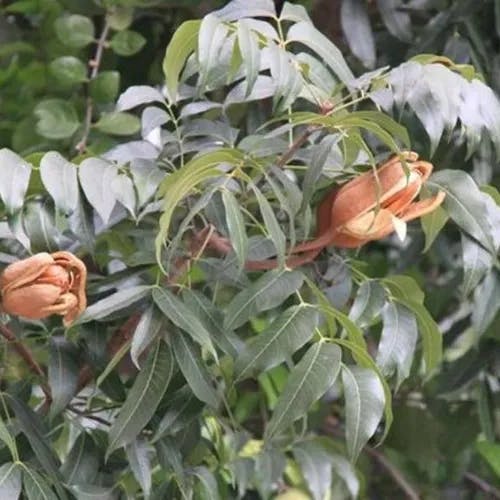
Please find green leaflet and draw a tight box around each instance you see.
[107,340,174,456]
[162,20,201,100]
[155,149,244,271]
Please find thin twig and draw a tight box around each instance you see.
[76,19,111,153]
[0,323,52,403]
[275,126,315,169]
[76,364,93,393]
[364,446,420,500]
[75,226,216,392]
[68,405,111,426]
[167,225,218,286]
[323,417,419,499]
[465,472,500,499]
[75,225,219,393]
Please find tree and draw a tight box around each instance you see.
[0,0,499,498]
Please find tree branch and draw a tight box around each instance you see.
[465,472,500,499]
[167,224,219,286]
[323,416,420,499]
[275,126,315,169]
[364,446,420,500]
[275,93,338,170]
[76,19,111,154]
[68,405,112,426]
[75,228,215,391]
[0,323,52,403]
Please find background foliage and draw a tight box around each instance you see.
[0,0,500,498]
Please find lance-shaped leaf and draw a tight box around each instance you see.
[107,340,174,456]
[167,183,220,268]
[0,149,31,214]
[78,286,151,323]
[421,185,449,252]
[268,42,303,112]
[472,271,500,335]
[393,298,442,374]
[155,149,244,268]
[222,188,248,269]
[238,19,260,95]
[292,110,409,152]
[251,183,286,265]
[235,304,318,380]
[280,2,311,22]
[0,417,18,461]
[0,462,21,499]
[266,342,342,439]
[476,441,500,477]
[224,269,304,330]
[319,304,367,352]
[482,186,500,250]
[461,234,493,296]
[60,433,99,486]
[349,280,386,328]
[162,20,201,100]
[126,439,152,498]
[292,442,332,500]
[153,287,216,358]
[7,396,67,500]
[214,0,276,21]
[328,450,360,497]
[332,338,393,442]
[68,190,95,253]
[48,337,79,417]
[341,365,385,461]
[197,14,229,91]
[287,21,354,87]
[254,449,286,499]
[293,438,361,500]
[153,386,204,441]
[131,305,165,368]
[377,0,412,42]
[23,467,59,500]
[225,75,277,106]
[340,0,376,69]
[301,135,341,211]
[182,289,242,357]
[116,85,166,111]
[377,302,418,387]
[172,333,220,407]
[429,170,498,254]
[78,158,119,224]
[40,151,78,214]
[383,275,425,304]
[70,484,116,499]
[192,466,220,500]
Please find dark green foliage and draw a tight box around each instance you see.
[0,0,499,498]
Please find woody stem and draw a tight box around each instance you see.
[76,18,111,154]
[76,227,217,390]
[0,324,52,403]
[276,126,315,169]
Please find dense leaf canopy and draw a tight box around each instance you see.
[0,0,499,498]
